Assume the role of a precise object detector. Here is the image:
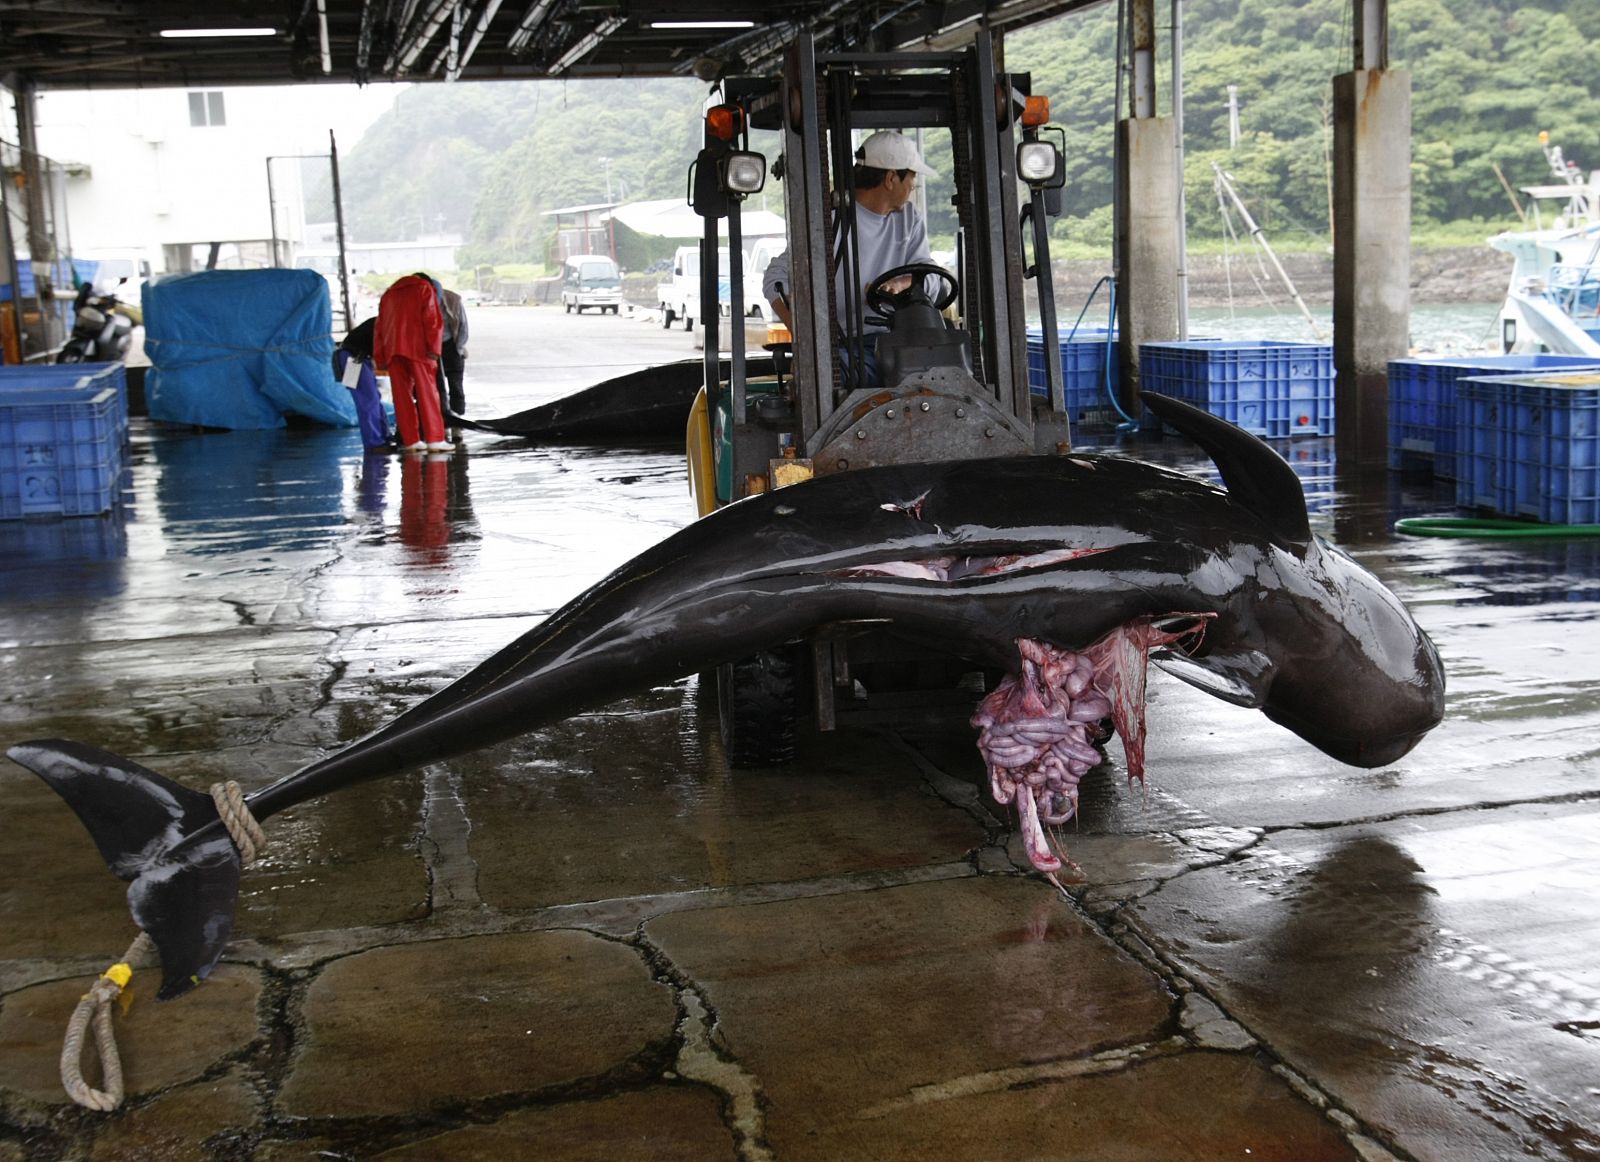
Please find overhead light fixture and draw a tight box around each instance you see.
[649,20,755,29]
[158,27,277,38]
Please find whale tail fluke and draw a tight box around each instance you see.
[6,739,241,999]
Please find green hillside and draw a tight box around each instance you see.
[329,0,1600,262]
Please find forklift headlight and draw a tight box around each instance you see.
[720,150,767,195]
[1017,141,1063,187]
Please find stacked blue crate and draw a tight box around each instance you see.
[1,363,130,442]
[1388,354,1600,480]
[1025,327,1120,428]
[1,368,127,518]
[1456,372,1600,523]
[1454,378,1513,515]
[1139,339,1334,438]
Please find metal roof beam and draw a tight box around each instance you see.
[389,0,459,73]
[551,12,622,72]
[505,0,557,54]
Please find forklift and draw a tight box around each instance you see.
[684,30,1075,764]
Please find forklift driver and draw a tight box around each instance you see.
[761,130,940,387]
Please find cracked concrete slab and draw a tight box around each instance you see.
[825,1052,1362,1161]
[1127,802,1600,1160]
[86,1068,260,1162]
[0,968,259,1107]
[645,876,1174,1151]
[464,705,986,911]
[277,931,675,1118]
[367,1088,734,1160]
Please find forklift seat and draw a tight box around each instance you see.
[874,300,973,387]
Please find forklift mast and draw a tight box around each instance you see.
[700,30,1071,504]
[688,32,1074,763]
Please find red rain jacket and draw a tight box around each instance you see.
[374,275,443,365]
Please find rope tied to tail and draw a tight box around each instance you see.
[60,780,265,1111]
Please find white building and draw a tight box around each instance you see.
[31,83,399,284]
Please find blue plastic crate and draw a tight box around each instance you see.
[1026,327,1121,428]
[0,363,129,443]
[1454,379,1514,514]
[1139,339,1334,438]
[0,385,124,518]
[1387,354,1600,479]
[1455,373,1600,522]
[1460,372,1600,524]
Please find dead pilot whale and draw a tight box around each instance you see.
[8,392,1445,999]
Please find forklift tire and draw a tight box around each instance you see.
[683,313,693,332]
[716,648,799,767]
[662,308,673,328]
[565,302,573,314]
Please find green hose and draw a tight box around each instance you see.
[1393,516,1600,539]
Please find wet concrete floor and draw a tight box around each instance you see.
[1,305,1598,1161]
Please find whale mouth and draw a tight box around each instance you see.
[972,617,1214,885]
[833,545,1112,581]
[1262,707,1436,769]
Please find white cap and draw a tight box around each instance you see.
[858,130,937,179]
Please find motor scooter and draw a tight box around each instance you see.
[57,279,137,363]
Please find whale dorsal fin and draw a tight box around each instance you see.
[1139,391,1312,546]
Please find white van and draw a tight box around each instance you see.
[658,245,724,331]
[560,255,623,314]
[740,238,782,325]
[661,242,783,329]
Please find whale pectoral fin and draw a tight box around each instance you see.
[1138,392,1312,547]
[128,835,242,1000]
[1151,647,1276,708]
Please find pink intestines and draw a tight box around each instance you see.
[972,616,1213,884]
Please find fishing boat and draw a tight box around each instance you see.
[1490,133,1600,357]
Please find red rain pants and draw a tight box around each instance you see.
[388,354,446,446]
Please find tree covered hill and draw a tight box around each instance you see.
[331,77,707,263]
[331,0,1600,261]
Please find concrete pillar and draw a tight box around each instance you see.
[1116,116,1180,410]
[1331,68,1411,466]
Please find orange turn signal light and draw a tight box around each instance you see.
[706,104,743,142]
[1021,95,1050,128]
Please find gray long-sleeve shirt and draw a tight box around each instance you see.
[762,201,933,335]
[439,287,469,354]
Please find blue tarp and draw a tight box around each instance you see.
[144,269,356,430]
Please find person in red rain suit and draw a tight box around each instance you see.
[374,274,449,451]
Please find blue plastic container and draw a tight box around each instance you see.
[1457,372,1600,524]
[0,363,129,443]
[1388,354,1600,480]
[0,384,124,518]
[1454,381,1514,515]
[1025,327,1121,428]
[1140,339,1334,438]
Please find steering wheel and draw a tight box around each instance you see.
[865,262,960,322]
